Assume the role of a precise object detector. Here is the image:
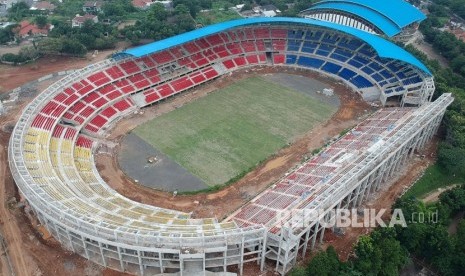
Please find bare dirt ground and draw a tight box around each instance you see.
[0,42,130,95]
[422,184,458,203]
[0,62,434,276]
[412,40,449,68]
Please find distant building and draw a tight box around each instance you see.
[249,4,280,18]
[262,4,278,12]
[30,1,56,13]
[82,1,102,13]
[72,14,98,28]
[132,0,172,10]
[235,4,245,10]
[16,20,51,38]
[300,0,426,41]
[132,0,148,9]
[262,10,276,17]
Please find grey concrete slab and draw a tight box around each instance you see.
[263,73,341,107]
[118,133,208,192]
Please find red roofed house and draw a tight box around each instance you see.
[30,1,56,13]
[72,14,99,28]
[17,20,51,38]
[132,0,152,9]
[132,0,172,10]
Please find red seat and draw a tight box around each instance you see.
[157,84,174,98]
[223,60,235,69]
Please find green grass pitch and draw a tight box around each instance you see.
[134,76,337,186]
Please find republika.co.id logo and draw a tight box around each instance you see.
[274,208,438,229]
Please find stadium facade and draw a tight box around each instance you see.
[301,0,426,40]
[9,16,452,276]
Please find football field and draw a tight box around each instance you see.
[133,76,337,187]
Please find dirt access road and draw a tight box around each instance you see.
[0,145,31,276]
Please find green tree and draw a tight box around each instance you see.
[174,4,190,15]
[173,0,200,18]
[103,2,125,17]
[61,39,87,56]
[353,228,407,276]
[306,246,341,276]
[148,3,168,21]
[35,16,48,29]
[241,3,253,11]
[18,46,39,60]
[0,25,17,44]
[8,1,30,21]
[439,185,465,214]
[353,235,382,274]
[438,144,465,176]
[199,0,212,9]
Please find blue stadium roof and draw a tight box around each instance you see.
[119,17,431,75]
[304,3,400,37]
[304,0,426,37]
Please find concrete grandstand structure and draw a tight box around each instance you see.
[301,0,426,40]
[8,17,453,275]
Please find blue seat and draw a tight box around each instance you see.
[330,53,348,62]
[287,40,301,51]
[353,55,370,65]
[361,66,374,75]
[348,59,363,68]
[316,50,330,57]
[301,41,318,54]
[351,75,374,88]
[387,62,403,72]
[397,71,406,79]
[403,76,422,85]
[319,44,332,52]
[372,73,383,82]
[321,34,338,44]
[286,55,297,64]
[380,70,393,79]
[368,62,383,71]
[305,31,323,41]
[358,45,375,57]
[297,56,324,68]
[322,62,342,74]
[334,48,353,58]
[338,68,357,80]
[338,39,363,51]
[288,30,305,39]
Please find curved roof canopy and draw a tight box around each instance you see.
[304,0,426,37]
[118,17,431,75]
